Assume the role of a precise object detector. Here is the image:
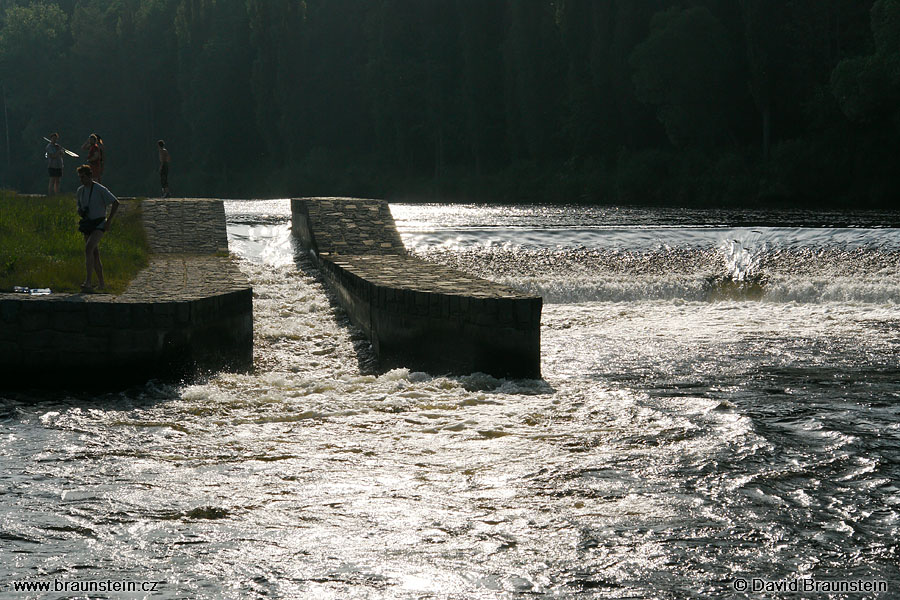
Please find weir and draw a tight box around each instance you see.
[0,199,252,387]
[291,198,542,378]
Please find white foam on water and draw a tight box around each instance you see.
[2,201,897,599]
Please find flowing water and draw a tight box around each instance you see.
[2,201,899,599]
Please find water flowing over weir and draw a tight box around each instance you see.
[1,200,899,599]
[402,225,900,305]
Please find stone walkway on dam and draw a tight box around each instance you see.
[327,254,531,299]
[293,197,542,378]
[118,199,247,302]
[1,198,253,384]
[298,197,532,300]
[299,197,408,256]
[140,198,229,255]
[17,198,245,303]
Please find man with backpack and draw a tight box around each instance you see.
[76,163,119,292]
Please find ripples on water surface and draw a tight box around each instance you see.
[2,201,899,598]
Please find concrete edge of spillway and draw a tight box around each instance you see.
[291,197,542,379]
[0,199,253,389]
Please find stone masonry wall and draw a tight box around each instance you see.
[0,199,252,388]
[292,197,542,378]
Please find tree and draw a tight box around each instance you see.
[246,0,306,169]
[741,0,788,160]
[502,0,565,162]
[0,2,68,188]
[630,6,741,149]
[175,0,256,193]
[557,0,614,157]
[831,0,900,124]
[456,0,507,176]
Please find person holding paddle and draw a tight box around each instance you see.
[45,132,63,195]
[76,164,119,292]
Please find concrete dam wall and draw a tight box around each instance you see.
[291,198,542,378]
[0,199,252,388]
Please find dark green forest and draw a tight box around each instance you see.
[1,0,898,206]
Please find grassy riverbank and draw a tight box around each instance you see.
[0,191,149,294]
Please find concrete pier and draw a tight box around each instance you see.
[292,198,542,378]
[0,199,252,388]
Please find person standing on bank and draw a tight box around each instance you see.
[76,164,119,292]
[45,132,63,195]
[82,133,103,182]
[158,139,170,198]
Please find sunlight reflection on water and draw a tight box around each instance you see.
[0,200,898,598]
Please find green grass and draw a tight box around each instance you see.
[0,190,149,294]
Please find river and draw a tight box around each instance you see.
[2,200,899,598]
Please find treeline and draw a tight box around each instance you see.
[0,0,898,206]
